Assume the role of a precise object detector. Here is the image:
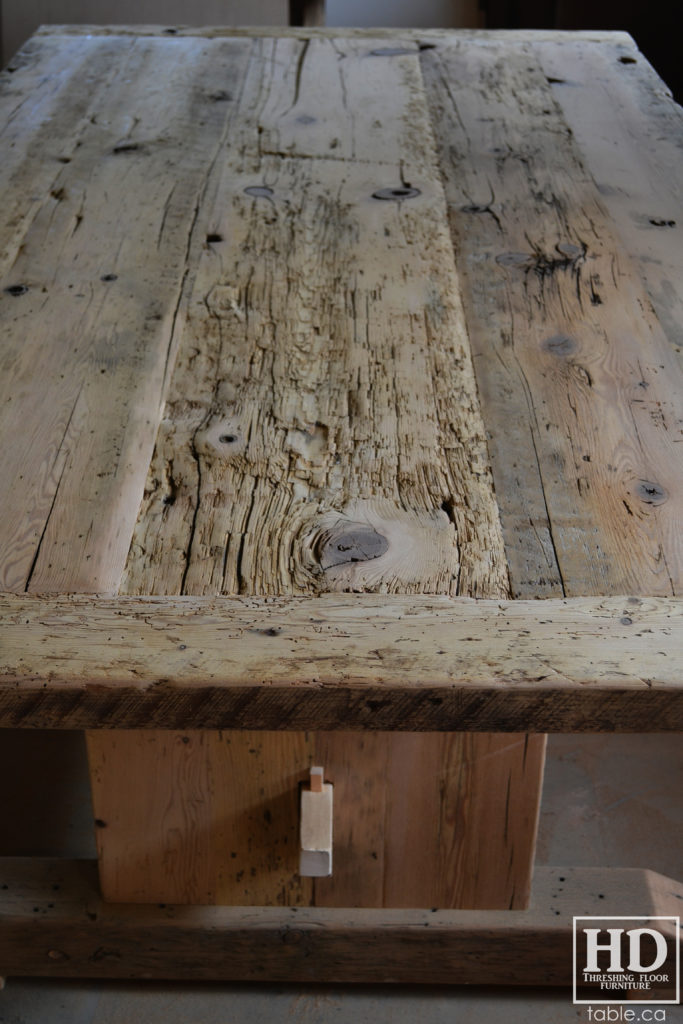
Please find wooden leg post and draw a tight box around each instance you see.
[87,730,546,910]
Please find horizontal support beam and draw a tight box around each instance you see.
[0,859,680,985]
[0,594,680,731]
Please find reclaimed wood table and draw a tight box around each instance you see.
[0,25,681,985]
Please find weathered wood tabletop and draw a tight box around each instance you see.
[0,26,681,919]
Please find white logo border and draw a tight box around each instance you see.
[572,915,681,1005]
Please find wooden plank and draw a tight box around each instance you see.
[121,36,507,600]
[0,594,681,731]
[34,26,638,43]
[0,34,130,278]
[533,37,683,368]
[84,33,544,910]
[87,730,313,905]
[0,34,252,593]
[0,858,680,985]
[421,38,683,599]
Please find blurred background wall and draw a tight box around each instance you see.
[1,0,680,102]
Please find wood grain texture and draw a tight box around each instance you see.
[533,37,683,367]
[0,34,127,278]
[85,33,543,910]
[120,36,508,601]
[0,34,252,593]
[0,594,680,730]
[421,38,682,600]
[88,730,313,905]
[0,858,681,985]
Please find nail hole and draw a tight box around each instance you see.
[219,433,237,444]
[206,233,223,244]
[372,186,421,201]
[94,819,107,828]
[546,76,565,84]
[112,142,140,154]
[244,185,274,198]
[4,284,28,296]
[57,156,71,163]
[619,55,637,64]
[164,27,178,34]
[418,42,437,51]
[100,273,118,282]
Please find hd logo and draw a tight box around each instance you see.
[573,917,680,1005]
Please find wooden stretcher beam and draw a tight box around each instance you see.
[0,858,680,985]
[1,593,680,731]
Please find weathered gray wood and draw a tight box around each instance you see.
[534,37,683,367]
[0,858,680,984]
[421,38,682,600]
[34,26,637,42]
[0,594,680,731]
[0,34,252,594]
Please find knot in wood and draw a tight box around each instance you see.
[542,333,577,357]
[314,522,389,570]
[635,480,668,505]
